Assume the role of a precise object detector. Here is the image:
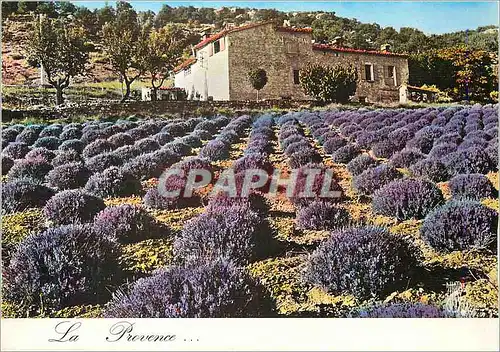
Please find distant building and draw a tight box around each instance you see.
[141,87,186,101]
[399,84,438,104]
[174,21,409,103]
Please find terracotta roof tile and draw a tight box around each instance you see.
[173,57,197,73]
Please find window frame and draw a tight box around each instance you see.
[213,40,221,54]
[387,65,397,86]
[364,63,374,82]
[293,69,300,85]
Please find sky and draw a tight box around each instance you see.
[72,1,499,34]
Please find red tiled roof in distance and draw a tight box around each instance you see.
[173,57,197,73]
[312,43,408,58]
[158,87,185,91]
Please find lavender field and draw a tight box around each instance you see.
[1,104,498,318]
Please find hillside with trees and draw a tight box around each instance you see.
[2,1,498,105]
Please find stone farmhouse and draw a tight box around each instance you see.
[173,21,409,103]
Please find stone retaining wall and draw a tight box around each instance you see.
[2,99,313,122]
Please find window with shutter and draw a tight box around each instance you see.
[387,65,397,85]
[364,64,374,81]
[293,69,300,84]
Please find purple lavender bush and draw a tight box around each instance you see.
[289,163,343,207]
[58,139,85,153]
[331,144,361,164]
[6,158,53,182]
[304,226,420,299]
[134,138,160,154]
[86,152,123,173]
[420,200,497,252]
[44,189,105,225]
[289,149,322,169]
[389,148,426,168]
[428,143,457,159]
[346,154,379,176]
[2,178,55,214]
[353,164,403,196]
[121,154,163,180]
[2,128,19,143]
[84,166,142,198]
[59,127,82,141]
[233,153,274,175]
[82,139,113,159]
[296,201,351,230]
[39,125,62,138]
[15,129,39,145]
[143,175,198,210]
[94,204,168,244]
[174,204,269,265]
[112,144,141,161]
[3,224,121,315]
[372,178,444,220]
[448,173,496,200]
[104,259,271,318]
[51,149,83,167]
[2,142,30,159]
[199,140,230,161]
[25,147,56,162]
[409,158,449,183]
[108,132,134,148]
[442,147,493,176]
[356,303,446,318]
[33,136,61,150]
[46,162,91,190]
[372,140,399,158]
[323,137,348,154]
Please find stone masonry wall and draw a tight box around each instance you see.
[227,23,409,103]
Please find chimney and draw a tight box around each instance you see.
[381,43,391,52]
[283,19,291,27]
[332,36,344,48]
[200,31,209,41]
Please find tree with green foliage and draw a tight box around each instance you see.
[27,16,90,105]
[145,24,187,101]
[410,46,497,102]
[73,6,99,38]
[57,2,78,16]
[299,63,357,104]
[438,46,497,102]
[1,2,19,18]
[101,1,148,102]
[409,51,456,89]
[96,3,116,28]
[248,69,268,100]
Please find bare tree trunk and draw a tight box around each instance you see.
[151,87,158,101]
[55,86,64,105]
[121,81,131,103]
